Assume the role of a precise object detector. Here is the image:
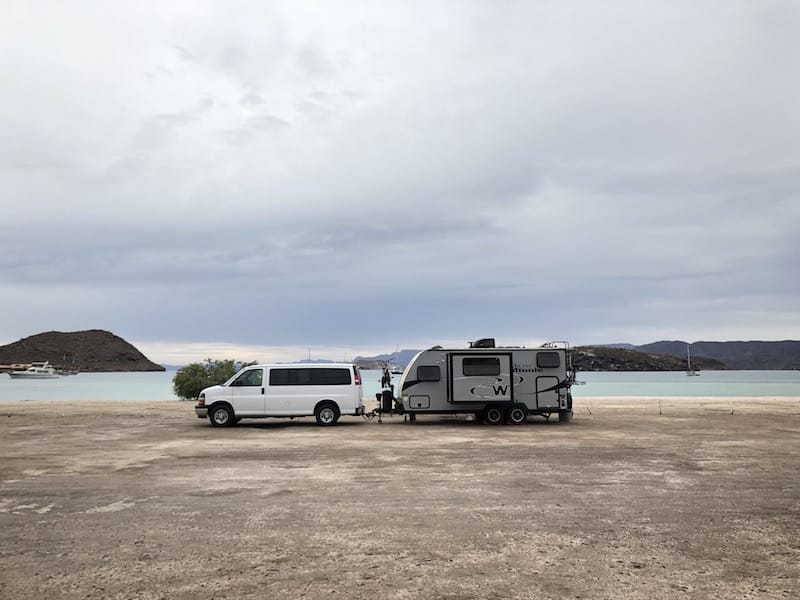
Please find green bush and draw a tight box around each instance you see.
[173,358,257,400]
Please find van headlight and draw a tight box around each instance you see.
[198,393,205,406]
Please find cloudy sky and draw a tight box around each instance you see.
[2,1,799,364]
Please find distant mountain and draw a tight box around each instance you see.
[356,345,725,371]
[0,330,165,372]
[574,346,725,371]
[636,340,800,370]
[354,349,420,369]
[594,343,637,350]
[331,339,800,372]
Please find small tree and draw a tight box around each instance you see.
[173,358,258,400]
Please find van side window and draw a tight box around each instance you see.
[269,368,352,386]
[463,357,500,376]
[231,369,263,387]
[417,365,440,382]
[311,368,352,385]
[537,352,561,368]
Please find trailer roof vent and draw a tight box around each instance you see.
[470,338,496,348]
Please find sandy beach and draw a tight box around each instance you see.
[1,398,798,599]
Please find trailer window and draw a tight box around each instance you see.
[269,368,352,386]
[417,365,440,382]
[462,357,501,376]
[537,352,561,368]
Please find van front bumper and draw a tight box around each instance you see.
[195,405,208,418]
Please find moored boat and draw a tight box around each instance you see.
[686,344,700,376]
[8,361,61,379]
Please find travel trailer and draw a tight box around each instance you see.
[195,363,364,427]
[379,339,575,424]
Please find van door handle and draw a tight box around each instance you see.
[261,387,265,395]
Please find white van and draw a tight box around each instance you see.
[194,363,364,427]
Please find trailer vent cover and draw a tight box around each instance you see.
[470,338,496,348]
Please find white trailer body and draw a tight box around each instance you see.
[391,340,574,424]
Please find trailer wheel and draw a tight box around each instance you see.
[315,402,340,426]
[558,410,572,423]
[507,405,527,425]
[484,406,505,425]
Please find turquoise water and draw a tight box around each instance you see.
[572,370,800,397]
[0,371,180,402]
[1,369,798,403]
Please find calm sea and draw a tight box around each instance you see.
[1,369,799,403]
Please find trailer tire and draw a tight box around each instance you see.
[209,404,235,427]
[558,410,572,423]
[507,404,527,425]
[315,402,340,426]
[484,405,505,425]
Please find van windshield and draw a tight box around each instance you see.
[230,369,263,387]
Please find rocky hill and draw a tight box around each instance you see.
[637,340,800,370]
[354,349,420,370]
[573,346,725,371]
[0,330,164,372]
[355,345,726,372]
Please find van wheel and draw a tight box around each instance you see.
[484,406,505,425]
[315,402,340,426]
[209,404,234,427]
[558,410,572,423]
[507,405,527,425]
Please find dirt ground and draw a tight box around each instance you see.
[1,398,799,600]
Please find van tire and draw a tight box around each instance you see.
[484,405,505,425]
[315,402,340,426]
[558,410,572,423]
[507,404,527,425]
[209,404,235,427]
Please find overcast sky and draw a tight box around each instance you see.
[2,1,799,364]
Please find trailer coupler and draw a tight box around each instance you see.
[360,391,404,423]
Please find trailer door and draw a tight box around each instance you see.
[449,353,512,403]
[535,350,563,409]
[536,376,560,409]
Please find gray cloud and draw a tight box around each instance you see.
[1,1,798,361]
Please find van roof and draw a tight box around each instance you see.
[250,363,356,368]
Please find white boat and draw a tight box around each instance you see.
[686,344,700,376]
[8,361,61,379]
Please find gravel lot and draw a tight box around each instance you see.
[1,398,799,599]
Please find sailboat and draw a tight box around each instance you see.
[686,343,700,376]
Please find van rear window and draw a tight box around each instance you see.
[269,368,352,386]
